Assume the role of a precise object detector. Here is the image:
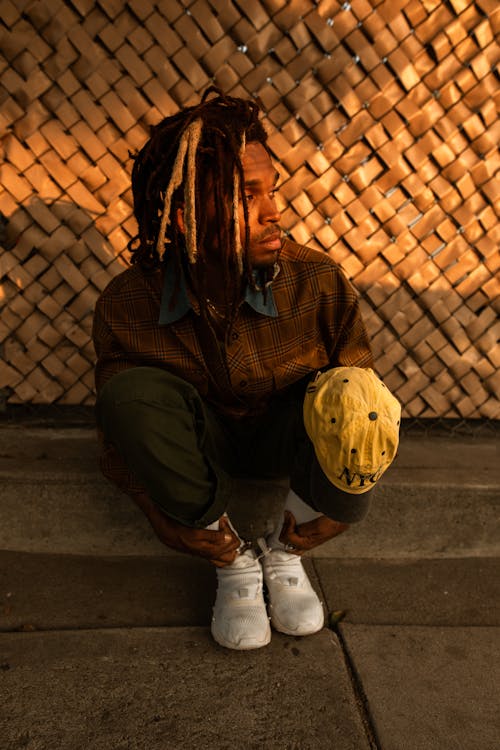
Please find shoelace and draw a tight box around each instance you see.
[233,537,274,561]
[256,537,271,560]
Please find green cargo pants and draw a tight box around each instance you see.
[96,367,369,528]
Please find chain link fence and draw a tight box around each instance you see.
[0,401,497,439]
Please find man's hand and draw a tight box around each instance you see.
[279,510,349,554]
[132,493,240,567]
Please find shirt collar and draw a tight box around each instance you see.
[158,258,192,325]
[244,266,279,318]
[159,258,279,324]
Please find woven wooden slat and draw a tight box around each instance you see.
[0,0,498,417]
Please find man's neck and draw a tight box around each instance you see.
[184,261,242,310]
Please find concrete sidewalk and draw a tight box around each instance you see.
[0,425,499,750]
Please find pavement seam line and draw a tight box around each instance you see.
[333,623,381,750]
[312,558,381,750]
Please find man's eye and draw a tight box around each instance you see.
[245,194,254,202]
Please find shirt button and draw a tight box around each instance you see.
[239,380,247,388]
[232,332,239,341]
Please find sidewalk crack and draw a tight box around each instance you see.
[312,558,381,750]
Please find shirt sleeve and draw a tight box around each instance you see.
[321,264,374,370]
[92,294,137,394]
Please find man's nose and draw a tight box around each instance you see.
[260,195,280,223]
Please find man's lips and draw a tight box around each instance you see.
[257,231,281,248]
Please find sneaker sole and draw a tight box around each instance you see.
[268,611,324,637]
[211,624,271,650]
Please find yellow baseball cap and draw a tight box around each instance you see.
[303,367,401,496]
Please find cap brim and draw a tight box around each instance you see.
[310,456,374,524]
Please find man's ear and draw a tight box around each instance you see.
[176,206,185,235]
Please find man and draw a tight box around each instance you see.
[93,89,400,650]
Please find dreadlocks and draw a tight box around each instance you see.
[128,88,270,324]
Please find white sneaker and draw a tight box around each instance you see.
[211,549,271,650]
[260,545,324,636]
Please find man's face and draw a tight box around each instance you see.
[176,141,282,270]
[240,141,281,268]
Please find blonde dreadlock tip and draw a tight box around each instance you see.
[183,118,203,265]
[156,120,203,261]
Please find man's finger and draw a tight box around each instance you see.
[279,510,296,543]
[191,524,237,547]
[211,551,239,568]
[218,516,239,544]
[196,535,240,554]
[280,511,314,549]
[283,531,313,551]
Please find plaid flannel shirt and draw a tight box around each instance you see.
[93,239,374,496]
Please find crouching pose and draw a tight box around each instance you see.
[93,89,400,650]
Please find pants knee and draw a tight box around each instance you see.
[98,366,199,415]
[96,366,204,445]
